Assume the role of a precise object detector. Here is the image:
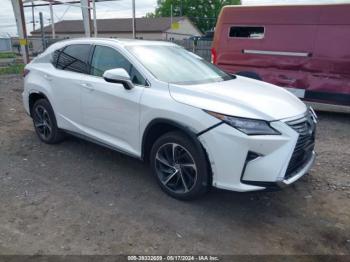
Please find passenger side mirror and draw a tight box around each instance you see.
[103,68,134,90]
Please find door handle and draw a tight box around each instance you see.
[80,83,94,91]
[44,74,53,81]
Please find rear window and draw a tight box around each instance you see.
[229,26,264,39]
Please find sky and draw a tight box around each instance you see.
[0,0,157,36]
[0,0,349,36]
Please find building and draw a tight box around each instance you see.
[0,33,12,52]
[30,17,202,40]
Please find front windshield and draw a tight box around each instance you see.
[126,45,234,85]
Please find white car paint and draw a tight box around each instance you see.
[23,38,316,192]
[169,76,307,121]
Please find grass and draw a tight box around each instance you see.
[0,64,25,75]
[0,52,16,59]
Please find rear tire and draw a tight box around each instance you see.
[32,99,64,144]
[150,131,210,200]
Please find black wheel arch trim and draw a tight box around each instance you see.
[142,118,214,188]
[141,118,204,161]
[28,91,50,116]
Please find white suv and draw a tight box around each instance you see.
[22,38,317,200]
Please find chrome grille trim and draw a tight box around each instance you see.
[285,111,316,179]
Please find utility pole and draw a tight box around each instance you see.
[81,0,91,37]
[11,0,29,64]
[88,0,93,36]
[132,0,136,39]
[22,0,97,40]
[92,0,98,37]
[49,1,55,39]
[31,1,35,31]
[170,4,173,26]
[39,12,46,51]
[180,0,183,17]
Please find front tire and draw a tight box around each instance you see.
[150,131,210,200]
[32,99,64,144]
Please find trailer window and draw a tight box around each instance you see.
[229,26,264,39]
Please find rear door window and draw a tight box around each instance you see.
[229,26,265,39]
[56,44,91,74]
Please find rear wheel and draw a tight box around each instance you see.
[150,131,210,200]
[32,99,64,144]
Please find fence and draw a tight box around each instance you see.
[173,39,212,61]
[10,37,213,62]
[11,37,65,57]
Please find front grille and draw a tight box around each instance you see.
[285,112,316,179]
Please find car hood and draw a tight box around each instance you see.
[168,76,307,121]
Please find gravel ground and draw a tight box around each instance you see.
[0,75,349,255]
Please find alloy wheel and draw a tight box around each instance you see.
[155,143,197,194]
[33,105,52,140]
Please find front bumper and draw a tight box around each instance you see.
[198,113,316,192]
[277,151,315,187]
[22,90,31,116]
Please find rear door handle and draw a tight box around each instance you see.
[80,83,94,91]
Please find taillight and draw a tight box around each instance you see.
[211,48,217,64]
[23,69,30,78]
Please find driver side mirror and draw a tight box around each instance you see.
[103,68,134,90]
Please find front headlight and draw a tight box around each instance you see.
[205,111,280,135]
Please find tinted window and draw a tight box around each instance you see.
[229,26,264,39]
[51,49,60,66]
[56,44,91,74]
[91,45,146,86]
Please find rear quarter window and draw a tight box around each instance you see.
[56,44,91,74]
[51,49,61,67]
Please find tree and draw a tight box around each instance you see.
[146,0,240,32]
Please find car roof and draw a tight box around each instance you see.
[49,37,177,51]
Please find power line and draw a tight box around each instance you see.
[58,5,71,20]
[23,1,81,8]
